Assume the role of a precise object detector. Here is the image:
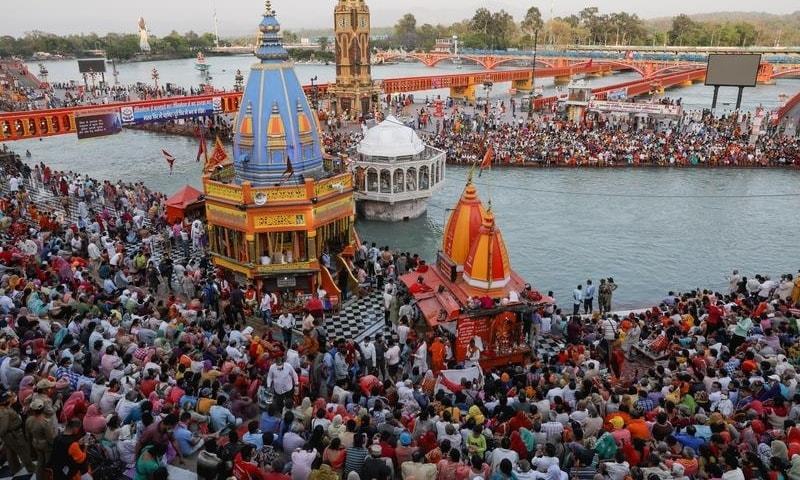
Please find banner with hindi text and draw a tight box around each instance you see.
[120,97,222,125]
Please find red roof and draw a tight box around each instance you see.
[400,260,552,328]
[166,185,203,209]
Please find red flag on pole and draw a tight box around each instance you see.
[478,146,494,176]
[196,136,207,162]
[162,149,176,175]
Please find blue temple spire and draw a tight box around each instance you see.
[255,0,289,62]
[232,1,323,186]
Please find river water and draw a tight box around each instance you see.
[8,58,800,308]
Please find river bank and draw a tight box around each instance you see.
[446,160,800,169]
[125,121,234,143]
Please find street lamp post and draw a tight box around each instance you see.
[37,63,49,87]
[530,29,539,116]
[111,59,119,85]
[310,76,319,110]
[482,79,493,113]
[234,69,244,92]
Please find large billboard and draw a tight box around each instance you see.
[120,97,223,125]
[705,54,761,87]
[75,108,122,139]
[77,59,107,74]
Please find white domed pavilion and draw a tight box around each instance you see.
[354,116,446,221]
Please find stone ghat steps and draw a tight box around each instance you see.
[0,176,206,273]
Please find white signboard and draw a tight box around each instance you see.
[434,366,483,394]
[588,100,682,117]
[607,89,627,101]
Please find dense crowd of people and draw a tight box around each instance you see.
[2,66,223,112]
[431,109,799,168]
[18,82,219,111]
[0,143,799,480]
[0,59,46,112]
[128,115,235,144]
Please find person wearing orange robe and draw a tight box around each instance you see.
[429,337,446,374]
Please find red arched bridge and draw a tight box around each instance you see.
[1,61,797,141]
[773,91,800,126]
[375,51,800,81]
[374,52,700,75]
[374,51,559,70]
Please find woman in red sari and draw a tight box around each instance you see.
[510,431,529,460]
[610,342,626,379]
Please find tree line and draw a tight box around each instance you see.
[386,7,800,51]
[0,30,221,60]
[1,8,798,62]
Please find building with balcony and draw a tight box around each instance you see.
[353,115,446,221]
[202,1,354,297]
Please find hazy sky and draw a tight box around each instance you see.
[6,0,799,37]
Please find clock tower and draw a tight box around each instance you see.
[329,0,381,117]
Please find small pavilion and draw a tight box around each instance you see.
[353,115,445,221]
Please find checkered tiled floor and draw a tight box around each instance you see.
[322,290,566,359]
[323,289,386,342]
[532,335,566,360]
[0,465,32,480]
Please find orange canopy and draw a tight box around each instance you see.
[165,185,203,223]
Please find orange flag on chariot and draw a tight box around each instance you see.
[204,136,231,173]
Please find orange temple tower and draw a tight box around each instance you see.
[401,177,551,368]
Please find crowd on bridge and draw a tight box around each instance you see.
[2,79,221,112]
[0,143,798,480]
[0,60,44,112]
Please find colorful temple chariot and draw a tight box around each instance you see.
[203,1,354,296]
[401,178,552,369]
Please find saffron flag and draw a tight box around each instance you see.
[204,136,230,173]
[196,135,207,162]
[478,145,494,176]
[162,149,176,175]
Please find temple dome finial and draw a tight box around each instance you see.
[442,181,486,270]
[232,1,324,185]
[255,0,289,62]
[463,208,511,291]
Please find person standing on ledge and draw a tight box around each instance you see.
[598,279,610,315]
[605,277,618,313]
[584,279,595,315]
[599,277,617,314]
[572,284,583,316]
